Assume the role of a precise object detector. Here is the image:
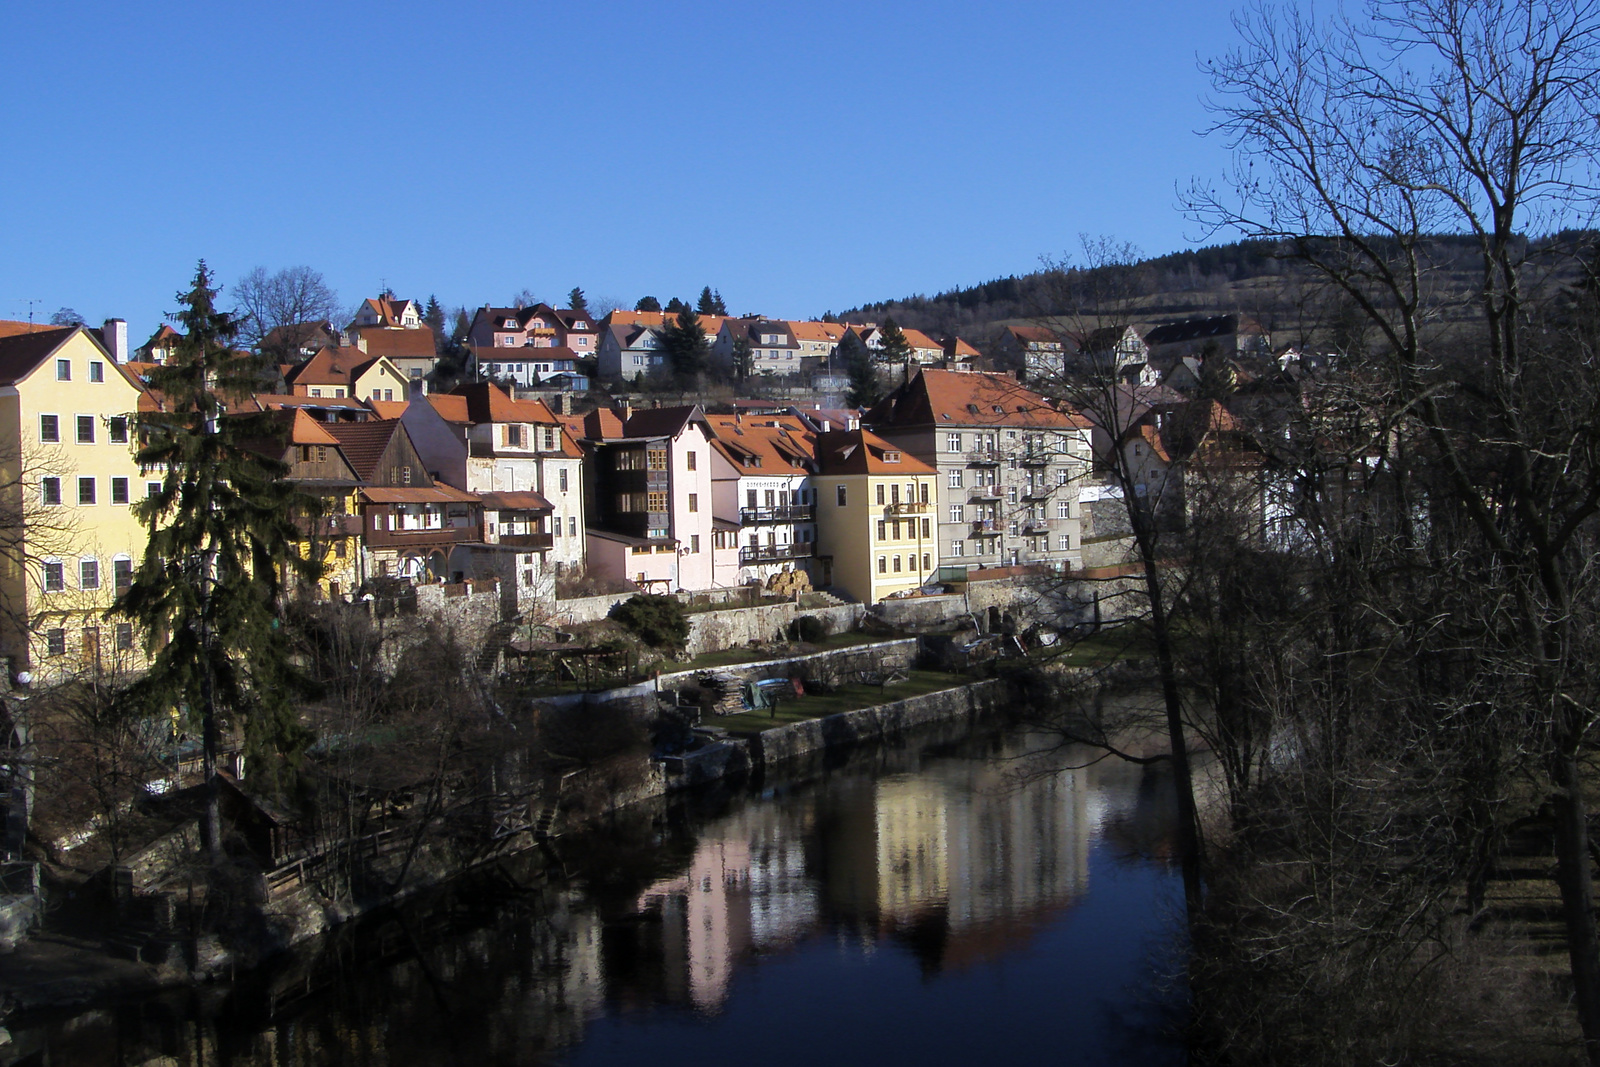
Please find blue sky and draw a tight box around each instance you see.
[1,1,1244,346]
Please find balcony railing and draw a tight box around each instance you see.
[887,501,929,514]
[365,523,483,548]
[968,486,1002,500]
[497,532,554,550]
[966,449,1001,466]
[738,543,816,564]
[1024,521,1053,535]
[1021,485,1055,500]
[739,504,816,524]
[1020,450,1052,467]
[971,520,1000,534]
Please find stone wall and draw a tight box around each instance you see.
[414,581,504,648]
[685,602,797,656]
[872,594,968,630]
[747,679,1007,766]
[551,592,633,626]
[666,638,919,692]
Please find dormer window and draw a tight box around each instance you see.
[883,451,901,463]
[966,403,980,414]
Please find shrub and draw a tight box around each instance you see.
[789,615,828,644]
[610,594,690,650]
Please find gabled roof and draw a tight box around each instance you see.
[285,346,357,387]
[870,369,1088,430]
[946,336,981,358]
[451,381,559,425]
[703,414,817,474]
[1144,314,1265,346]
[901,327,944,353]
[365,399,410,419]
[788,320,849,344]
[0,326,80,385]
[352,328,437,360]
[353,296,418,329]
[324,420,408,481]
[814,428,936,476]
[1002,325,1062,346]
[262,320,336,351]
[286,407,342,446]
[572,404,703,442]
[426,393,471,424]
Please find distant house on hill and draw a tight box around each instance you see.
[1143,314,1271,367]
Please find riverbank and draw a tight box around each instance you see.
[0,667,1023,1015]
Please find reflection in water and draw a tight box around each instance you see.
[3,726,1186,1066]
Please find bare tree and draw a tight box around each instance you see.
[1187,0,1600,1057]
[232,266,341,350]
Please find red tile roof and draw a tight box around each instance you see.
[872,369,1088,430]
[814,428,935,476]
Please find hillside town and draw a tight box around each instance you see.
[0,295,1285,686]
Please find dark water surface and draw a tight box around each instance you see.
[6,723,1188,1066]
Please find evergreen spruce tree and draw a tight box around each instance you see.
[661,307,710,383]
[731,335,754,380]
[567,287,589,313]
[877,317,913,369]
[424,295,446,354]
[841,330,880,408]
[664,296,689,315]
[711,289,727,316]
[114,262,319,863]
[635,295,661,312]
[697,287,721,315]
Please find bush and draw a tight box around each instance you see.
[610,594,690,650]
[789,615,828,643]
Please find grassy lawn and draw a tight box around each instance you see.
[1049,626,1152,667]
[711,669,970,734]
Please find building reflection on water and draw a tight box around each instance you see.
[2,731,1183,1066]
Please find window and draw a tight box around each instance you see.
[1057,468,1070,485]
[109,416,128,444]
[922,553,931,570]
[75,415,94,444]
[686,452,696,471]
[506,424,524,447]
[1057,500,1071,518]
[919,483,929,504]
[947,433,962,452]
[335,540,347,558]
[646,491,668,511]
[116,623,133,651]
[688,493,698,513]
[952,540,964,557]
[553,519,562,538]
[569,517,576,536]
[41,478,60,506]
[55,359,70,381]
[1007,486,1018,503]
[78,477,95,505]
[46,629,65,657]
[111,477,129,505]
[146,481,161,499]
[836,485,847,506]
[1059,535,1072,551]
[877,520,887,540]
[922,518,931,538]
[89,361,104,382]
[876,484,885,505]
[114,557,133,589]
[893,555,902,572]
[559,468,568,492]
[877,556,887,574]
[43,560,64,591]
[384,390,393,402]
[646,449,668,471]
[39,415,58,443]
[80,558,99,590]
[883,450,900,463]
[1008,520,1019,536]
[690,534,700,553]
[949,504,964,523]
[947,469,963,488]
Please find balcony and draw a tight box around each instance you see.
[968,486,1002,501]
[497,532,554,550]
[1024,521,1053,535]
[739,504,816,524]
[971,520,1001,535]
[1021,485,1055,500]
[966,449,1001,466]
[739,543,816,564]
[1020,451,1052,467]
[365,523,483,549]
[887,501,929,514]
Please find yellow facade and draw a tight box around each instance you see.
[0,330,150,680]
[816,468,938,605]
[352,358,411,405]
[295,488,363,599]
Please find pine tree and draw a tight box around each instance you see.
[661,307,710,382]
[635,295,661,312]
[841,330,880,408]
[665,297,689,315]
[697,287,718,315]
[731,335,754,380]
[114,262,319,863]
[711,289,727,316]
[424,295,446,355]
[877,317,912,366]
[568,287,589,313]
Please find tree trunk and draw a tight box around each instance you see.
[199,660,222,866]
[1551,749,1600,1065]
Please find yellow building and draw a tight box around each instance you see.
[0,325,150,680]
[814,429,937,604]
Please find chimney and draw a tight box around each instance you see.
[102,318,127,363]
[622,402,633,423]
[558,392,572,416]
[652,399,662,409]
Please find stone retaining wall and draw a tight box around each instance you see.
[747,678,1008,766]
[415,581,504,647]
[551,592,632,626]
[685,602,797,657]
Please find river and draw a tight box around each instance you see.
[2,720,1189,1066]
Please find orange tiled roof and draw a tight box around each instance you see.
[872,368,1089,430]
[703,414,817,473]
[365,399,410,419]
[814,428,935,476]
[427,393,470,423]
